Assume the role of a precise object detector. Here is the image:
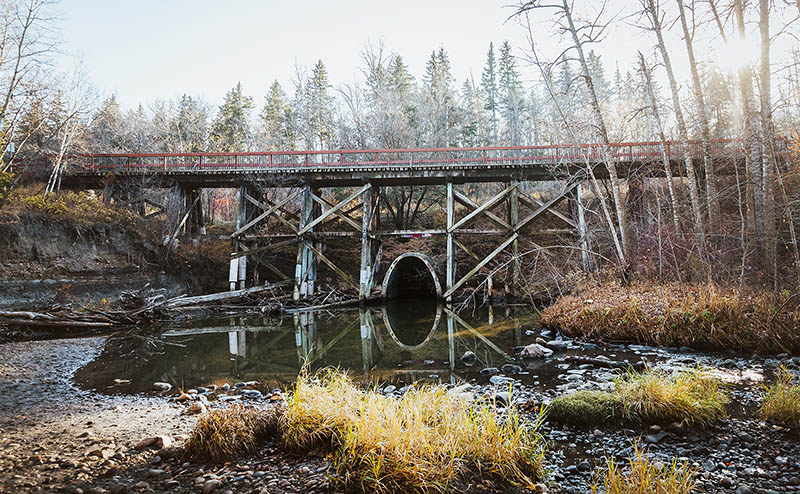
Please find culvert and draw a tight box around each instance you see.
[381,253,442,300]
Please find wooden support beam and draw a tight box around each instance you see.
[446,183,455,303]
[443,233,518,299]
[311,192,362,232]
[245,192,301,234]
[230,238,298,259]
[453,189,512,230]
[449,183,517,232]
[232,189,302,238]
[298,184,370,235]
[166,193,201,249]
[518,192,577,228]
[453,238,494,277]
[251,254,291,280]
[516,183,578,232]
[306,242,360,291]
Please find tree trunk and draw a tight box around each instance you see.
[645,0,707,264]
[638,51,682,235]
[676,0,720,234]
[759,0,777,284]
[563,0,629,264]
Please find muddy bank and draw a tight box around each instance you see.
[0,212,228,310]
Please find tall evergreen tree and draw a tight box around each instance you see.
[259,81,294,150]
[481,42,499,144]
[209,82,254,152]
[498,41,523,145]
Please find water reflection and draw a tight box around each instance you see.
[75,304,537,394]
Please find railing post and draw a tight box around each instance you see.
[163,156,167,170]
[270,154,273,166]
[374,152,378,165]
[482,149,486,164]
[199,155,203,169]
[234,155,238,169]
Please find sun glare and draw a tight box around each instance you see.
[714,36,760,73]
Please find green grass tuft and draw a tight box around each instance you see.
[760,366,800,429]
[547,390,621,426]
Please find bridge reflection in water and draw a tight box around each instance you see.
[160,303,530,387]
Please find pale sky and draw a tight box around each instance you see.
[57,0,782,111]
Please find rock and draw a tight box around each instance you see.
[489,375,514,386]
[186,402,206,415]
[645,431,667,444]
[520,344,553,359]
[152,382,172,392]
[203,479,221,493]
[157,447,181,459]
[460,351,477,366]
[736,485,754,494]
[176,393,192,402]
[382,385,396,394]
[480,367,500,376]
[109,485,127,494]
[534,483,548,493]
[546,340,570,351]
[239,389,262,398]
[220,383,230,392]
[494,391,510,407]
[85,445,114,459]
[578,460,591,471]
[135,436,172,450]
[501,364,523,375]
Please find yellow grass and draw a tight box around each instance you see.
[548,369,728,429]
[760,366,800,429]
[541,282,800,353]
[184,405,280,463]
[282,369,546,493]
[592,444,696,494]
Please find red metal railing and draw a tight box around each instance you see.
[8,138,788,174]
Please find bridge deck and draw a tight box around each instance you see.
[11,139,768,188]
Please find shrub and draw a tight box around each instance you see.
[548,369,727,429]
[592,444,696,494]
[282,369,546,493]
[760,366,800,429]
[183,405,281,463]
[542,282,800,354]
[547,390,621,426]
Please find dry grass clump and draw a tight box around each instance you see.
[7,187,140,227]
[548,369,727,428]
[184,405,281,463]
[282,369,546,493]
[541,282,800,354]
[592,444,696,494]
[615,369,728,428]
[760,366,800,429]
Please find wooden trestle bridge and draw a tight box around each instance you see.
[18,138,774,302]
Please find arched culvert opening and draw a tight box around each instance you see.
[381,253,442,300]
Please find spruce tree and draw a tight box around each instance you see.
[209,82,254,152]
[481,42,498,144]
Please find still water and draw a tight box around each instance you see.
[75,301,541,394]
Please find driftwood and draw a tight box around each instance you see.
[2,319,113,328]
[164,280,292,308]
[564,355,646,371]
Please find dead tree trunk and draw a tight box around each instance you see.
[562,0,630,264]
[759,0,777,284]
[676,0,720,234]
[638,51,681,235]
[643,0,708,265]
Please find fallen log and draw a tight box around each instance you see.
[164,280,292,308]
[1,319,114,329]
[0,310,58,321]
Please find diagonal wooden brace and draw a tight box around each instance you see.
[310,192,362,232]
[516,183,578,232]
[298,184,371,235]
[443,233,518,298]
[518,192,577,229]
[453,189,512,231]
[449,183,517,232]
[232,189,302,238]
